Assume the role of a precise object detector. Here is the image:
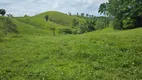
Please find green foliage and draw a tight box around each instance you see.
[0,11,142,79]
[94,17,110,30]
[3,18,18,34]
[86,14,89,17]
[44,15,49,22]
[85,20,95,31]
[58,28,72,34]
[36,11,85,27]
[95,20,106,30]
[123,18,135,29]
[78,19,95,34]
[7,14,13,18]
[113,18,123,30]
[0,9,6,16]
[68,12,72,16]
[72,19,79,27]
[0,27,142,80]
[0,17,18,35]
[49,27,56,36]
[98,2,108,15]
[24,14,29,17]
[99,0,142,29]
[81,13,85,17]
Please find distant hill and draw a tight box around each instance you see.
[36,11,86,26]
[15,11,85,28]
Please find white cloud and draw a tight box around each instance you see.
[0,0,108,16]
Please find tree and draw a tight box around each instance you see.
[98,3,108,15]
[72,19,79,27]
[77,13,79,16]
[45,15,49,22]
[86,14,89,17]
[3,17,18,34]
[0,9,6,16]
[99,0,142,29]
[7,14,13,18]
[81,13,84,17]
[68,12,71,16]
[78,19,95,34]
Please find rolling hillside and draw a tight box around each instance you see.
[16,11,85,29]
[0,12,142,80]
[36,11,86,26]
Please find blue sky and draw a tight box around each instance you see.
[0,0,108,16]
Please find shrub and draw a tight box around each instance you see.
[72,19,79,27]
[113,18,123,30]
[58,28,72,34]
[45,15,49,22]
[95,20,106,30]
[2,18,18,34]
[49,27,56,36]
[123,18,135,29]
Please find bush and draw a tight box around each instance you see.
[94,17,109,30]
[95,20,106,30]
[123,18,135,29]
[2,18,18,34]
[113,18,123,30]
[72,19,79,27]
[49,27,56,36]
[78,24,88,34]
[58,28,72,34]
[45,15,49,22]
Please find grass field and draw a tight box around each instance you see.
[0,11,142,80]
[0,26,142,79]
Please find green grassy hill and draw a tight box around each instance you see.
[14,11,87,35]
[0,16,48,36]
[36,11,86,26]
[0,12,142,80]
[16,11,85,29]
[0,26,142,79]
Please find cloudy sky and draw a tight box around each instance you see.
[0,0,108,16]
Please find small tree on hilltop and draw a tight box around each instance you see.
[68,12,72,16]
[0,9,6,16]
[77,13,79,16]
[86,14,89,17]
[45,15,49,22]
[7,14,13,18]
[81,13,84,17]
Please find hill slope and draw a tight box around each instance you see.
[36,11,86,26]
[16,11,86,29]
[0,26,142,79]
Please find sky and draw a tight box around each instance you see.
[0,0,108,16]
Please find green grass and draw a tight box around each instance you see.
[15,11,83,35]
[0,25,142,80]
[36,11,86,26]
[16,11,85,29]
